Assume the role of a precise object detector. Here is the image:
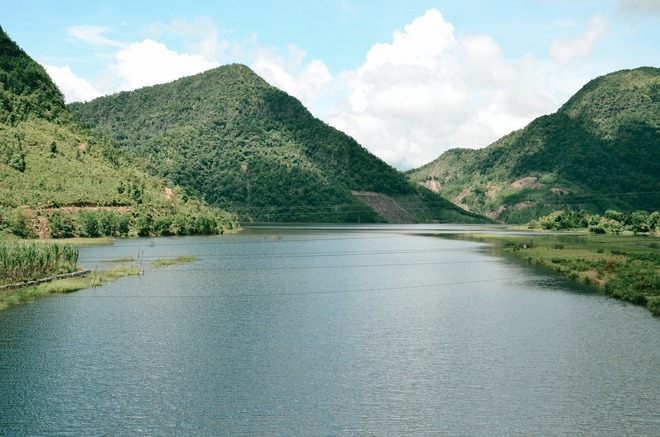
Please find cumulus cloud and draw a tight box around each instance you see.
[113,39,220,90]
[44,65,101,103]
[251,45,334,110]
[51,11,611,169]
[326,9,564,169]
[550,15,609,64]
[148,17,231,61]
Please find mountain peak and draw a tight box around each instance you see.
[408,66,660,223]
[0,26,67,123]
[558,67,660,137]
[70,62,487,223]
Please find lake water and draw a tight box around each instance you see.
[0,225,658,436]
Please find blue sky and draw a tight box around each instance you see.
[2,0,659,168]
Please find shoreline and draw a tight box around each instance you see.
[2,230,658,315]
[0,265,141,311]
[0,269,91,292]
[461,232,660,316]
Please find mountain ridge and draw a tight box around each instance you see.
[0,25,238,238]
[407,67,660,223]
[70,63,487,224]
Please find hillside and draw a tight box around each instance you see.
[408,67,660,223]
[0,26,237,238]
[69,64,487,224]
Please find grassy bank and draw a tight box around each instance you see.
[0,265,141,311]
[468,233,659,316]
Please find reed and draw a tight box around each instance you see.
[0,241,79,286]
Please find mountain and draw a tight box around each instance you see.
[0,26,237,238]
[407,67,660,223]
[69,64,487,224]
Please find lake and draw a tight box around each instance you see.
[0,225,658,436]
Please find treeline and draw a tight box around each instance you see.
[529,209,660,234]
[0,202,238,239]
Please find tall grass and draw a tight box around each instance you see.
[0,241,79,286]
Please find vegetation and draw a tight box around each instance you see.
[0,25,69,125]
[466,233,660,316]
[0,265,141,311]
[69,64,487,224]
[153,256,198,268]
[501,208,660,315]
[0,25,238,239]
[408,67,660,223]
[528,208,660,235]
[0,240,78,286]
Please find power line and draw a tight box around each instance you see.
[101,259,500,273]
[80,245,492,262]
[71,275,522,299]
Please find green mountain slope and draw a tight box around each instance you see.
[408,67,660,223]
[69,64,487,224]
[0,26,237,238]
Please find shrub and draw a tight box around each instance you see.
[49,211,77,238]
[9,206,37,239]
[78,210,100,237]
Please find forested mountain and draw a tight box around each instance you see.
[0,26,237,238]
[408,67,660,223]
[70,64,486,223]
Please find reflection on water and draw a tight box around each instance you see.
[0,225,658,436]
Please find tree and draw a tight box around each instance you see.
[49,211,76,238]
[629,210,650,234]
[78,210,100,237]
[9,206,37,238]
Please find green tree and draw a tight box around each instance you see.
[49,211,76,238]
[78,210,100,237]
[9,206,37,238]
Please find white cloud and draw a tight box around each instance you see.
[325,9,565,169]
[113,39,220,90]
[550,15,609,64]
[68,25,124,47]
[149,17,231,62]
[251,45,334,109]
[44,65,101,103]
[52,12,612,170]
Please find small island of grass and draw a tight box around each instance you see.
[153,256,199,268]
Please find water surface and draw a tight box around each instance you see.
[0,225,658,435]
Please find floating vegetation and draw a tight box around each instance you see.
[153,256,199,268]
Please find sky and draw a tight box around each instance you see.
[2,0,659,169]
